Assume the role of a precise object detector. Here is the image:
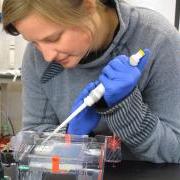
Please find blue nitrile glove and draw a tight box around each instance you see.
[99,49,151,107]
[67,81,100,135]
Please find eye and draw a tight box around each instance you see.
[45,32,64,43]
[46,36,60,43]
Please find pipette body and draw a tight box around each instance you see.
[42,83,105,144]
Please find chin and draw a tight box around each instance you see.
[61,63,78,69]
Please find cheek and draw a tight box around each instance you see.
[74,32,92,53]
[79,30,92,46]
[61,30,92,52]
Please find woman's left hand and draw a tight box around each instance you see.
[99,49,151,107]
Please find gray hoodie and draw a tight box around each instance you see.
[21,0,180,163]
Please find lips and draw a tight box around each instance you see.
[55,56,69,64]
[56,56,69,62]
[60,58,69,62]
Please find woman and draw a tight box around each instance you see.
[2,0,180,163]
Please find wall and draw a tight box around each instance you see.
[0,0,27,69]
[0,29,27,70]
[127,0,176,25]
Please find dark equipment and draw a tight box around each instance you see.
[0,159,4,180]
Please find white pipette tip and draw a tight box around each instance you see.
[41,102,87,144]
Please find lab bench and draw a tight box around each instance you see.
[3,161,180,180]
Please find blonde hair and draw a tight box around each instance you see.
[2,0,106,36]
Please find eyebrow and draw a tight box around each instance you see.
[23,31,61,42]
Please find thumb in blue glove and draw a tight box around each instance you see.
[99,49,151,107]
[67,81,100,135]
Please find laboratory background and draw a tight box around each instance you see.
[0,0,179,179]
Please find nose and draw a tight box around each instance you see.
[38,43,58,62]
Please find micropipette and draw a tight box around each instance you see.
[42,83,105,144]
[41,49,145,144]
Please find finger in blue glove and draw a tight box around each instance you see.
[67,81,100,135]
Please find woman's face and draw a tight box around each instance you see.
[15,12,93,68]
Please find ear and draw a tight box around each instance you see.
[83,0,97,14]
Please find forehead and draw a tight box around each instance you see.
[14,12,65,41]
